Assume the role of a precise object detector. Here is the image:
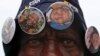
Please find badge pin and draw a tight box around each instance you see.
[46,2,74,30]
[85,26,100,53]
[2,17,16,44]
[18,6,45,34]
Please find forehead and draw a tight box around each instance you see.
[19,24,82,41]
[17,21,84,47]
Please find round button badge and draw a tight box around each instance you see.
[18,6,45,35]
[46,2,74,30]
[85,26,100,53]
[2,17,16,44]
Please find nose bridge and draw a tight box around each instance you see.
[46,40,57,56]
[41,39,62,56]
[40,28,63,56]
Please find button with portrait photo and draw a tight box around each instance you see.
[46,2,74,30]
[18,6,45,35]
[85,26,100,53]
[2,17,16,44]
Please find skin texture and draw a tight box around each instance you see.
[91,33,99,50]
[50,7,72,25]
[18,25,84,56]
[17,2,85,56]
[49,2,72,25]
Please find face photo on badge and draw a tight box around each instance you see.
[85,26,100,53]
[18,6,45,35]
[2,17,16,44]
[46,2,74,30]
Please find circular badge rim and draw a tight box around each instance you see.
[85,26,100,53]
[2,17,16,44]
[46,1,74,30]
[18,7,45,35]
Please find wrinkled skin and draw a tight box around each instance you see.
[18,25,84,56]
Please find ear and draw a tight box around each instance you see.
[85,26,100,53]
[2,17,16,44]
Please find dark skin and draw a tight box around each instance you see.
[18,24,84,56]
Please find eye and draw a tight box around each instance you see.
[60,38,75,48]
[28,39,42,47]
[64,39,74,46]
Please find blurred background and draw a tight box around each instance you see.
[0,0,100,56]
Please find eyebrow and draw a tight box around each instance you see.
[23,29,48,41]
[56,28,82,46]
[21,26,82,45]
